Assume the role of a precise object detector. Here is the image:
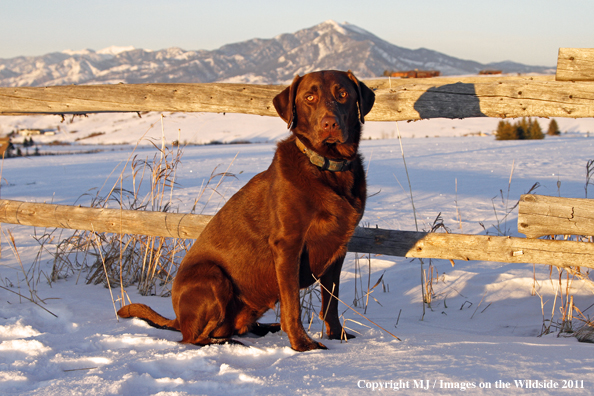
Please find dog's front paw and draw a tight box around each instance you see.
[291,338,328,352]
[327,328,356,340]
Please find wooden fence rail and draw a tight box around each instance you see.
[518,194,594,238]
[1,195,593,270]
[1,74,594,121]
[556,48,594,81]
[0,199,211,239]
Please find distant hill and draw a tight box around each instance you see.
[0,20,553,87]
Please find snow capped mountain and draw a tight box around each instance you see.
[96,45,137,56]
[0,20,552,87]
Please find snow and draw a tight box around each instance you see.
[61,49,94,56]
[4,112,594,147]
[96,46,136,56]
[1,113,594,394]
[61,47,136,59]
[320,20,349,37]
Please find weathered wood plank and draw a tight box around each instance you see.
[371,78,594,120]
[348,227,594,269]
[518,194,594,238]
[556,48,594,81]
[0,199,212,239]
[363,74,555,90]
[1,76,593,121]
[1,199,593,269]
[0,137,10,156]
[0,83,281,117]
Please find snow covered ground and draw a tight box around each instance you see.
[3,111,594,147]
[1,114,594,395]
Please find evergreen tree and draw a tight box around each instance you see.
[547,119,561,135]
[22,136,34,147]
[516,117,530,140]
[496,118,545,140]
[496,120,517,140]
[527,118,544,139]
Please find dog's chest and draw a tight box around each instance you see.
[302,185,363,273]
[310,196,360,237]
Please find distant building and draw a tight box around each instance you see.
[462,131,490,137]
[16,128,55,136]
[17,128,43,136]
[384,69,441,78]
[479,70,502,75]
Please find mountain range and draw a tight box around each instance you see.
[0,20,553,87]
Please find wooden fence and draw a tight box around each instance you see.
[0,195,593,269]
[0,48,594,269]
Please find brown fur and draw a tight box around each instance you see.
[118,70,375,351]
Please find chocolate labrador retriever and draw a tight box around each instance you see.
[118,70,375,351]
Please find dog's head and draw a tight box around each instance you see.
[273,70,375,160]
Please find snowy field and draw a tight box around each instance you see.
[1,113,594,395]
[3,111,594,146]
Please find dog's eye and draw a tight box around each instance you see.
[305,95,315,102]
[338,91,348,99]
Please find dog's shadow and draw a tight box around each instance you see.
[413,82,487,119]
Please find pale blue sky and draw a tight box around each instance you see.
[2,0,592,66]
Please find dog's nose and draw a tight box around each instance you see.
[321,116,339,132]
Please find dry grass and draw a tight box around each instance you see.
[585,159,594,198]
[535,252,594,338]
[46,140,236,300]
[535,160,594,339]
[296,256,388,338]
[352,253,386,314]
[48,143,188,297]
[575,319,594,343]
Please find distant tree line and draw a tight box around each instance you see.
[2,137,40,158]
[495,118,560,140]
[23,137,35,147]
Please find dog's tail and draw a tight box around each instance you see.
[118,303,179,332]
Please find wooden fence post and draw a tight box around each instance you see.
[556,48,594,81]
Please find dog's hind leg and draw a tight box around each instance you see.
[248,322,282,337]
[174,261,238,346]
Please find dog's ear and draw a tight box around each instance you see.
[347,70,375,124]
[273,74,302,129]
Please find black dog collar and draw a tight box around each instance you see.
[295,137,352,172]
